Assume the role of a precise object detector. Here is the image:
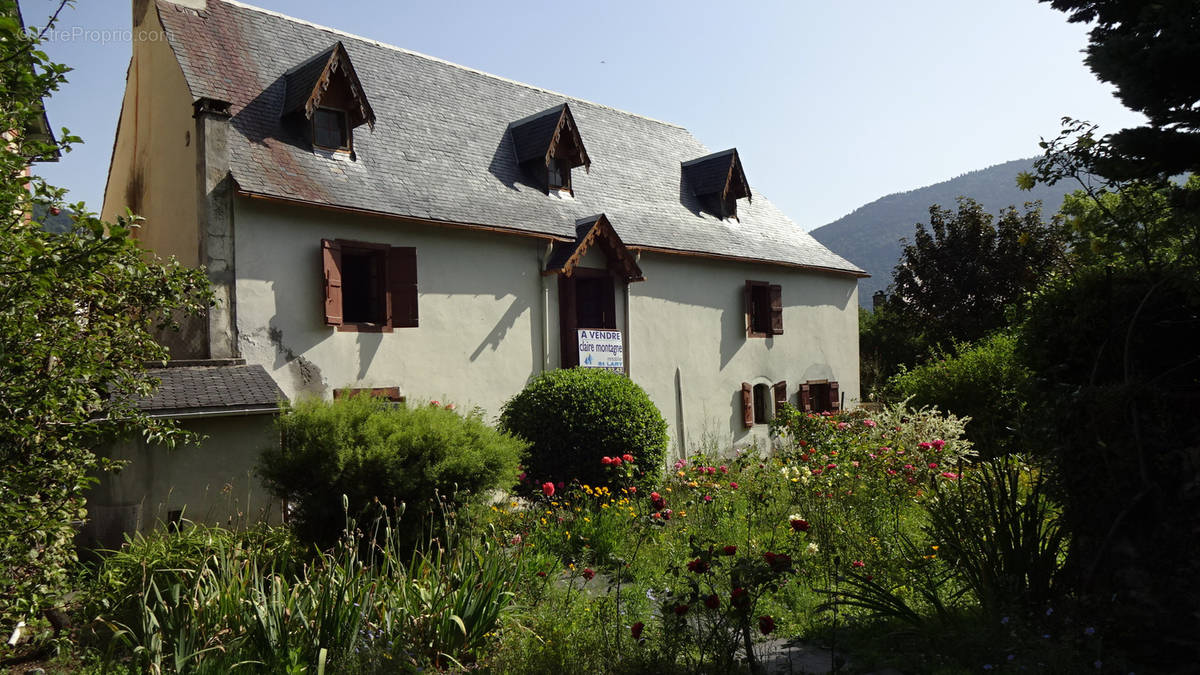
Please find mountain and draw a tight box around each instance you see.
[810,158,1080,307]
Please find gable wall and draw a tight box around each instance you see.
[102,3,199,266]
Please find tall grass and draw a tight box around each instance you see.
[88,498,523,673]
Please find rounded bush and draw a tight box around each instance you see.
[259,394,526,549]
[499,368,668,488]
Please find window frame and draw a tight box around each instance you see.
[322,238,419,333]
[335,241,390,332]
[742,380,788,427]
[312,106,351,152]
[745,280,783,338]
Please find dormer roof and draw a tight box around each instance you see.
[283,41,375,130]
[509,103,591,170]
[682,148,752,218]
[545,214,644,282]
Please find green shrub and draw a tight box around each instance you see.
[885,332,1029,459]
[499,369,668,488]
[259,394,525,549]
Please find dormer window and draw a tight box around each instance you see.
[682,148,752,220]
[282,42,375,155]
[313,108,349,150]
[509,103,591,196]
[547,158,568,191]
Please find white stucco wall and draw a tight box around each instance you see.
[234,197,552,417]
[627,252,860,458]
[84,414,281,546]
[233,198,859,458]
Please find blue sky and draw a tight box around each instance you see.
[24,0,1144,230]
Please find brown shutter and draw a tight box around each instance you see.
[769,284,783,335]
[744,280,753,337]
[559,275,579,367]
[322,238,343,326]
[828,381,840,412]
[800,383,811,412]
[741,382,753,428]
[773,380,788,414]
[388,246,418,327]
[601,275,616,329]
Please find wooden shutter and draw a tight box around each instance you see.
[741,382,754,428]
[769,284,783,335]
[800,383,811,412]
[828,381,840,412]
[559,275,579,367]
[322,238,343,326]
[773,380,788,414]
[388,246,418,328]
[744,281,754,336]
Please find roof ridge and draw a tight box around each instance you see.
[218,0,687,129]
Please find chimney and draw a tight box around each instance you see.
[872,290,886,310]
[194,97,239,359]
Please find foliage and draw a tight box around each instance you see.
[259,393,525,549]
[1041,0,1200,180]
[885,197,1066,355]
[886,332,1030,459]
[925,456,1068,618]
[86,506,523,673]
[500,368,669,489]
[1015,264,1200,663]
[0,1,212,654]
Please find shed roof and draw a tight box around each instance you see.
[137,362,286,418]
[154,0,864,276]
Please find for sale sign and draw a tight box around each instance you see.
[577,329,623,372]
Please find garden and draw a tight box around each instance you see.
[4,369,1138,674]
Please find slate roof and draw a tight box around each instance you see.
[508,104,567,165]
[137,363,286,417]
[154,0,865,276]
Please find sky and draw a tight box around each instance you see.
[23,0,1145,231]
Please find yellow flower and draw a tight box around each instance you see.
[584,517,591,523]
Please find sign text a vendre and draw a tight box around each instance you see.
[577,329,623,372]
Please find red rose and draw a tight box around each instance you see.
[542,482,555,497]
[674,604,689,616]
[582,567,595,580]
[661,509,673,520]
[731,587,749,609]
[704,594,720,609]
[629,486,637,494]
[622,454,634,463]
[536,571,547,578]
[687,558,709,574]
[723,545,738,556]
[612,456,622,466]
[790,518,810,532]
[729,482,739,489]
[851,560,865,568]
[631,621,644,640]
[759,615,775,635]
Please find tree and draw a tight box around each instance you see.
[1042,0,1200,180]
[879,198,1065,360]
[0,1,210,656]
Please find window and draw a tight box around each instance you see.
[313,108,349,150]
[322,239,418,332]
[547,158,569,191]
[800,380,840,413]
[745,280,783,337]
[741,380,788,427]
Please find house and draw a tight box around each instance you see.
[99,0,866,521]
